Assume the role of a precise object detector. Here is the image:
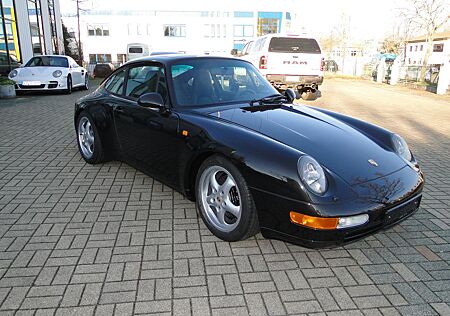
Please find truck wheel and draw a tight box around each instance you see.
[301,90,317,101]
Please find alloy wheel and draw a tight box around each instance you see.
[78,116,94,159]
[199,166,242,232]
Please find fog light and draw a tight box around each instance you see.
[337,214,369,229]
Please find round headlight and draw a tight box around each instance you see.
[392,134,412,161]
[9,69,18,78]
[298,155,328,195]
[53,70,62,78]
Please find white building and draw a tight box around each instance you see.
[405,31,450,66]
[62,0,299,65]
[0,0,64,75]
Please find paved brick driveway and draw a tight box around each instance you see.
[0,80,449,316]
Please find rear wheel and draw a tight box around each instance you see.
[195,155,259,241]
[81,74,89,90]
[301,90,317,101]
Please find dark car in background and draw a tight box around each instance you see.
[93,63,115,78]
[74,55,424,248]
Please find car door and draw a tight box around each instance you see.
[113,62,182,188]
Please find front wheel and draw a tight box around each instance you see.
[76,111,104,164]
[195,155,259,241]
[65,76,72,94]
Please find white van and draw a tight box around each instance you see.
[127,43,150,61]
[241,34,324,100]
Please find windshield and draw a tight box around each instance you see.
[171,58,277,107]
[25,56,69,68]
[269,37,321,54]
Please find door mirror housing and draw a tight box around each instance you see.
[137,93,165,109]
[284,88,297,104]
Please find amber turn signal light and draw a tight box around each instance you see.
[290,211,339,230]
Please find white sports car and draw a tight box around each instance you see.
[8,55,89,94]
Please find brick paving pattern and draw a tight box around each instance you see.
[0,80,449,315]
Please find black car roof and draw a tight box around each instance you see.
[124,54,246,66]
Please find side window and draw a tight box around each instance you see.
[124,65,168,102]
[104,69,126,95]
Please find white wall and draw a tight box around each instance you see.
[62,2,299,64]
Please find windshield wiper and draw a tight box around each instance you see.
[249,94,287,106]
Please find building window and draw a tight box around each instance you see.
[351,50,357,57]
[205,24,227,38]
[234,11,254,18]
[433,44,444,52]
[164,25,186,37]
[0,0,21,75]
[146,24,151,35]
[117,54,126,64]
[27,0,45,55]
[233,25,253,37]
[88,24,109,36]
[409,46,412,52]
[89,53,112,63]
[420,44,423,51]
[415,45,418,51]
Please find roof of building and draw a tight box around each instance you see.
[407,31,450,43]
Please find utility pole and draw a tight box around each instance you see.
[76,0,82,65]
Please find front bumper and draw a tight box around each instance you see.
[252,167,424,248]
[259,193,422,248]
[14,79,67,90]
[265,74,324,90]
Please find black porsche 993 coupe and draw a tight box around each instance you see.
[74,55,424,248]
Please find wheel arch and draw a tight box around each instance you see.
[184,151,221,201]
[74,103,118,161]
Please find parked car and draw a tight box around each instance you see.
[323,59,339,72]
[74,55,424,248]
[240,34,324,100]
[93,63,115,78]
[8,55,88,93]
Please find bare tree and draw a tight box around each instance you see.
[66,0,90,65]
[399,0,450,81]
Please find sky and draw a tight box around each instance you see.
[59,0,406,41]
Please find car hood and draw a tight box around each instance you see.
[204,103,406,186]
[16,67,65,79]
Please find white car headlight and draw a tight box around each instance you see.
[392,134,412,161]
[298,155,328,195]
[53,70,62,78]
[9,69,18,78]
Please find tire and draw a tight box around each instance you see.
[301,90,317,101]
[76,111,105,164]
[65,76,72,94]
[81,74,89,90]
[195,155,259,241]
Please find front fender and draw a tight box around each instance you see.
[178,112,355,206]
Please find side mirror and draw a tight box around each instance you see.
[137,92,165,109]
[284,88,297,104]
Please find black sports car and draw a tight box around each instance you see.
[74,55,424,248]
